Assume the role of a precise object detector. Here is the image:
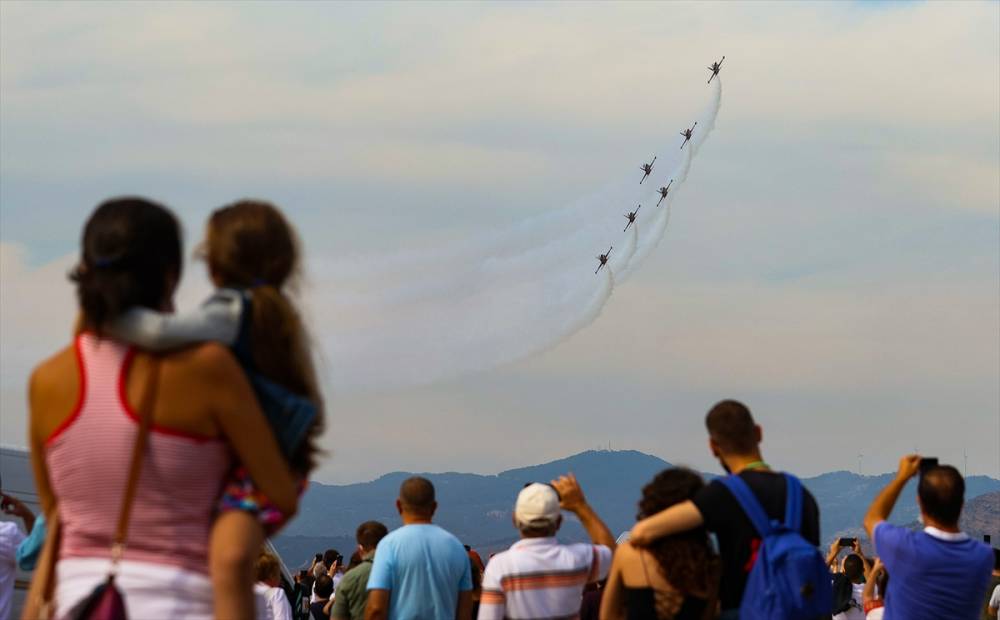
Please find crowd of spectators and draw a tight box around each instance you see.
[4,197,997,620]
[255,401,996,620]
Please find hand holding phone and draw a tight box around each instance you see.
[918,457,939,475]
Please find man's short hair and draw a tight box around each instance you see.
[314,574,334,599]
[255,551,282,583]
[918,465,965,526]
[399,476,436,515]
[356,520,389,550]
[706,400,759,455]
[843,554,864,582]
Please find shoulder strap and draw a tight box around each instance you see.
[720,475,772,537]
[638,548,653,586]
[783,474,803,532]
[111,356,159,564]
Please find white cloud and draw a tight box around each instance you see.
[1,1,998,480]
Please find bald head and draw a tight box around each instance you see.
[917,465,964,526]
[398,476,437,519]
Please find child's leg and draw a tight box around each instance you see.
[210,510,265,620]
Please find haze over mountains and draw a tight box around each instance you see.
[273,450,1000,566]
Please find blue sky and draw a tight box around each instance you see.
[1,1,997,483]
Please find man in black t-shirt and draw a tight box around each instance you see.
[631,400,821,618]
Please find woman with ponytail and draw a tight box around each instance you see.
[26,197,299,619]
[106,199,324,618]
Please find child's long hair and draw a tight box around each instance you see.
[205,200,323,475]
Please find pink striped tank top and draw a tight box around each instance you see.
[45,334,231,574]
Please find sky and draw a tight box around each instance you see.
[1,1,998,484]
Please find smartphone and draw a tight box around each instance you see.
[839,537,856,547]
[994,548,1000,571]
[918,457,938,474]
[985,534,992,545]
[314,553,322,562]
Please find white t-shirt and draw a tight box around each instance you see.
[255,583,293,620]
[0,521,27,620]
[832,581,865,620]
[989,584,1000,620]
[865,607,884,620]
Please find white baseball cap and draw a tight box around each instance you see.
[515,483,561,528]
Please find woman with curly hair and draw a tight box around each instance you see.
[600,468,720,620]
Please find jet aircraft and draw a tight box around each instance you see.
[680,123,697,149]
[595,246,613,274]
[639,156,656,184]
[624,205,641,232]
[656,180,673,207]
[708,56,725,84]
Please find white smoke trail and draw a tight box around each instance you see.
[310,78,723,392]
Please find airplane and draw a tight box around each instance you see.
[623,205,641,232]
[707,56,725,84]
[656,180,674,207]
[639,156,656,184]
[595,246,613,274]
[680,122,697,149]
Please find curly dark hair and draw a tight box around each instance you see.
[637,468,720,600]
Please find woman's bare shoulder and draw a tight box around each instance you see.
[30,345,78,398]
[157,341,242,377]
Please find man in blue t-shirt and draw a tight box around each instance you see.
[365,477,473,620]
[863,455,993,620]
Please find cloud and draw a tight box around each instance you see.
[1,1,998,481]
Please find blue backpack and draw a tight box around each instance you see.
[720,473,832,620]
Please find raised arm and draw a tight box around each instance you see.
[862,557,883,605]
[107,292,242,351]
[825,540,841,570]
[629,500,704,546]
[197,344,298,515]
[551,473,616,550]
[863,455,920,540]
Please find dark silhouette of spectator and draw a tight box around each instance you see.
[311,575,334,620]
[864,455,993,619]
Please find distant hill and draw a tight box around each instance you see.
[961,491,999,542]
[272,450,1000,565]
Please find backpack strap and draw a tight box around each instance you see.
[783,474,804,532]
[720,475,773,537]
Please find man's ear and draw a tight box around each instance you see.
[754,424,763,445]
[430,501,438,517]
[708,437,721,458]
[555,515,563,531]
[396,499,403,516]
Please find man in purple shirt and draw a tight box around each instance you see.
[863,455,993,620]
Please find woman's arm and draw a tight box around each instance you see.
[598,547,627,620]
[196,344,299,515]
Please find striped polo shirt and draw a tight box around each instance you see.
[479,537,612,620]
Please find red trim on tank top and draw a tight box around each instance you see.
[117,348,219,443]
[44,334,89,446]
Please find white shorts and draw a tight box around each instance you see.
[55,557,213,620]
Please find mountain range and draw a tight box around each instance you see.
[273,450,1000,567]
